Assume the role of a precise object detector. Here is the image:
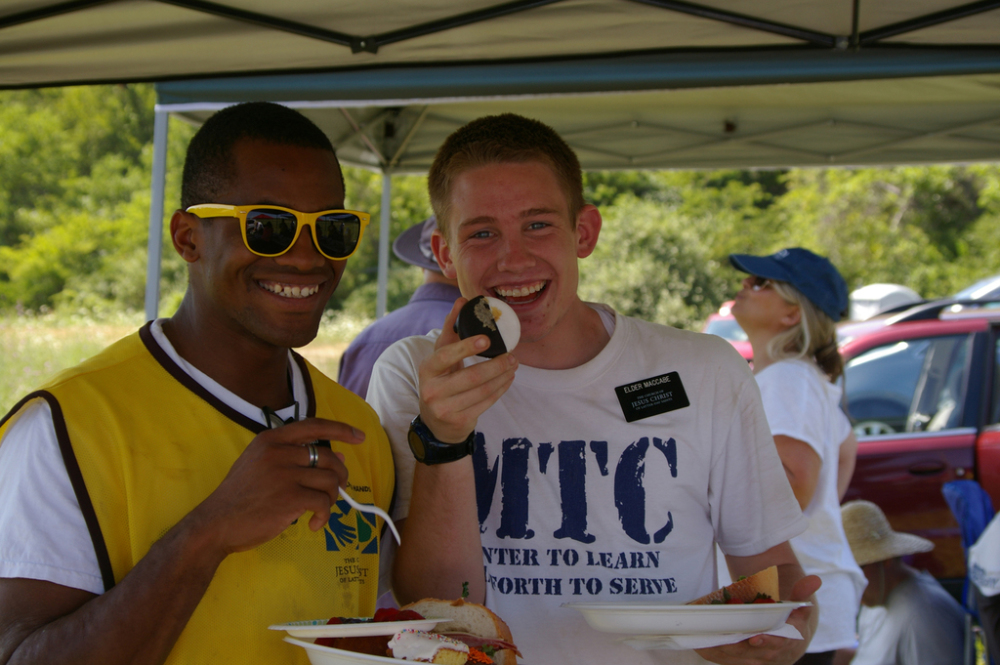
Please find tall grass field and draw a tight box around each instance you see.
[0,311,370,415]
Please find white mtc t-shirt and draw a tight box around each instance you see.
[0,320,308,594]
[369,305,807,665]
[755,359,865,652]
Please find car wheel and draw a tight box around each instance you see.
[853,420,895,436]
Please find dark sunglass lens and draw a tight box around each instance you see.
[245,209,298,254]
[315,213,361,258]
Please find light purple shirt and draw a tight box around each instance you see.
[337,282,461,399]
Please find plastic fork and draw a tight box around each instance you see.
[338,487,401,545]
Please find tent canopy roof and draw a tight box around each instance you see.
[4,1,1000,169]
[3,0,1000,88]
[159,51,1000,171]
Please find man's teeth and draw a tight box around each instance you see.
[261,282,320,298]
[495,282,544,298]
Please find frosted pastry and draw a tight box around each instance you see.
[388,629,470,664]
[454,296,520,358]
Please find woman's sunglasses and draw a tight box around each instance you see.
[186,204,370,261]
[749,276,773,291]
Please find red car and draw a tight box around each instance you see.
[702,301,753,362]
[840,299,1000,588]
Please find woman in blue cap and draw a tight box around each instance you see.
[729,247,865,665]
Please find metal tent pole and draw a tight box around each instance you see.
[376,171,392,319]
[144,106,170,322]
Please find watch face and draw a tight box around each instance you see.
[407,427,427,461]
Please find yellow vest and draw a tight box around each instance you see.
[0,325,394,664]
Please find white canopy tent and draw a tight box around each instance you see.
[4,1,1000,87]
[153,64,1000,320]
[2,0,999,319]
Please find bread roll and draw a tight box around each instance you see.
[401,598,518,665]
[687,565,779,605]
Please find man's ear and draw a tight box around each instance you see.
[575,204,602,259]
[170,209,201,263]
[430,229,458,280]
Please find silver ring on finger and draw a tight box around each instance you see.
[306,442,319,468]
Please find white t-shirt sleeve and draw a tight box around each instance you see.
[709,357,808,557]
[0,399,104,594]
[367,333,435,522]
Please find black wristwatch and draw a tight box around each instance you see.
[407,415,476,465]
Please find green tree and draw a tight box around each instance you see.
[0,85,193,314]
[3,84,1000,322]
[331,170,433,318]
[583,171,662,207]
[773,166,997,298]
[0,86,154,248]
[580,196,731,330]
[652,170,784,263]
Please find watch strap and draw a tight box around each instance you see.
[408,416,475,465]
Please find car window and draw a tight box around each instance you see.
[704,318,748,342]
[843,334,971,435]
[954,274,1000,300]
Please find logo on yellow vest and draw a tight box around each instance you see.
[325,498,380,554]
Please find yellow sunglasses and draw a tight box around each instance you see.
[186,204,370,260]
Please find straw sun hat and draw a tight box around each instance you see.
[841,500,935,567]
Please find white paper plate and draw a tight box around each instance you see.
[563,601,811,636]
[270,618,444,639]
[284,636,402,665]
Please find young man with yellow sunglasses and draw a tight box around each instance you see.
[0,102,393,664]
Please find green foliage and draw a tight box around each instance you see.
[0,86,154,248]
[0,85,193,315]
[583,171,662,207]
[580,196,731,330]
[651,170,788,262]
[330,170,433,317]
[773,166,995,299]
[1,84,999,332]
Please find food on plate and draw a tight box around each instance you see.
[307,599,519,664]
[315,608,426,653]
[389,629,470,664]
[401,598,521,665]
[454,296,520,358]
[687,565,780,605]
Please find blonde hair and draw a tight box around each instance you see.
[768,281,844,381]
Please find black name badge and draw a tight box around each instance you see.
[615,372,690,423]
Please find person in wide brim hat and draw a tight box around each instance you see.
[841,500,934,568]
[392,215,442,272]
[840,500,965,664]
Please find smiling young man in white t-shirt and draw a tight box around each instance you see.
[368,113,819,665]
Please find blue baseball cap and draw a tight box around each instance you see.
[729,247,849,322]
